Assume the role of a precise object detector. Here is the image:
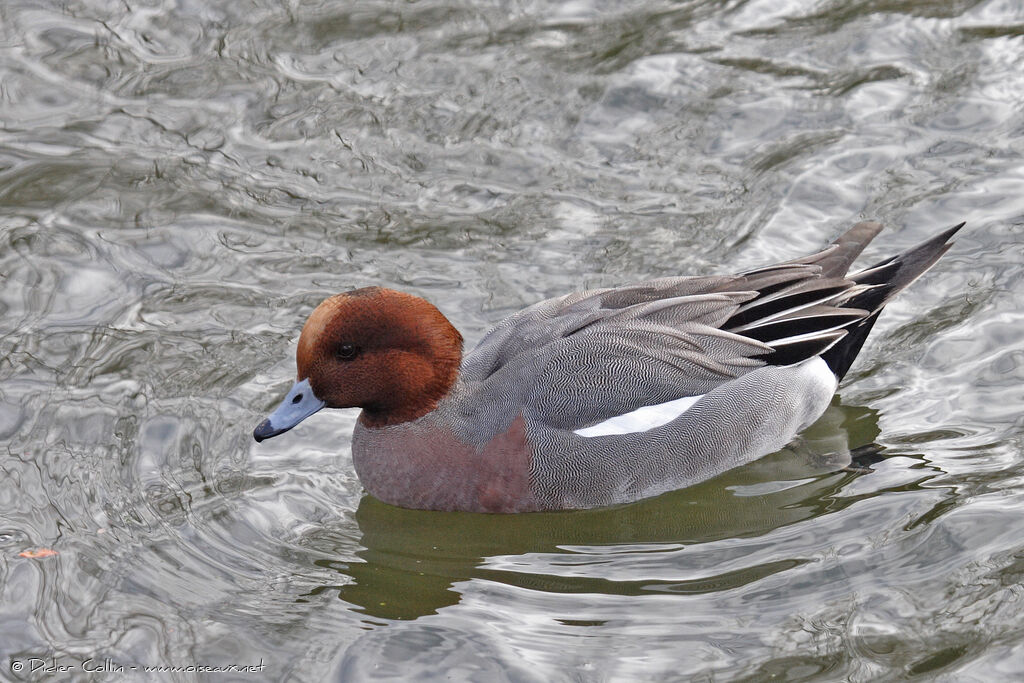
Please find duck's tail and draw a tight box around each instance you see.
[724,221,964,379]
[819,221,965,379]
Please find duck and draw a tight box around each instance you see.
[253,221,964,513]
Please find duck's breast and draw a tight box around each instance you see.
[351,414,541,513]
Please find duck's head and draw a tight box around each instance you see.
[253,287,462,441]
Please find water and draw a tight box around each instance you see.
[2,0,1023,680]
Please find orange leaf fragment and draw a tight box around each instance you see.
[18,548,58,559]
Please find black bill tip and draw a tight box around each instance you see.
[253,418,289,443]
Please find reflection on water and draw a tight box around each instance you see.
[2,0,1024,679]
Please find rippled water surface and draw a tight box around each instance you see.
[2,0,1023,680]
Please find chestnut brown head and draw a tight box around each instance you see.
[254,287,462,441]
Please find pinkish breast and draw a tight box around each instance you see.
[350,415,541,513]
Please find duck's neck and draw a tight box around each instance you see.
[356,355,462,428]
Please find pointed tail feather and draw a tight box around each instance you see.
[725,222,964,378]
[820,222,965,378]
[851,222,965,291]
[833,222,966,319]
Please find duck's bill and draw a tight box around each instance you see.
[253,378,325,442]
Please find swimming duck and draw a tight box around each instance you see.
[254,221,963,512]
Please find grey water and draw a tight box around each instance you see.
[2,0,1023,680]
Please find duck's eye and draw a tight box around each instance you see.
[335,343,360,361]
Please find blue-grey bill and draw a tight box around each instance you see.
[253,378,325,442]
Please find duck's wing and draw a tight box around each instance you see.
[460,273,739,384]
[463,221,962,432]
[462,221,889,384]
[460,268,861,431]
[524,281,870,431]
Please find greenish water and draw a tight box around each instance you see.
[2,0,1023,680]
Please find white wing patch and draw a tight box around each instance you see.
[573,394,706,437]
[572,357,838,438]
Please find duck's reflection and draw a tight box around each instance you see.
[316,398,886,620]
